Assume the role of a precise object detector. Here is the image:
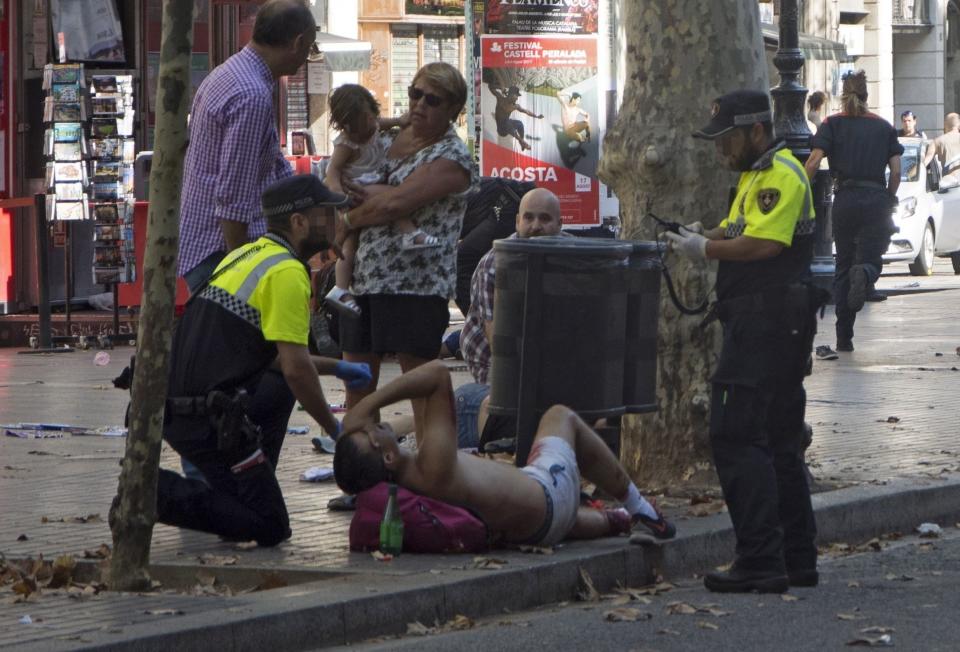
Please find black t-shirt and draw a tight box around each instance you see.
[897,128,926,139]
[811,113,904,186]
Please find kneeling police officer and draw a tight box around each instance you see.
[157,175,371,546]
[667,90,827,593]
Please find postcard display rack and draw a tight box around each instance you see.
[42,64,135,337]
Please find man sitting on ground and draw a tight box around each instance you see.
[457,187,567,450]
[334,361,676,546]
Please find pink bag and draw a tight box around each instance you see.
[349,482,490,553]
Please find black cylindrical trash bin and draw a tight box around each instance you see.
[488,236,634,463]
[623,242,662,413]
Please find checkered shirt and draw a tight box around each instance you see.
[461,235,515,384]
[177,46,293,276]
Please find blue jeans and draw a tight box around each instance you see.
[454,383,490,449]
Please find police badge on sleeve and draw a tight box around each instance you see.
[757,189,781,214]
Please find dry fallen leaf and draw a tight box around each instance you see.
[848,581,861,588]
[666,601,698,615]
[198,554,238,566]
[658,628,680,635]
[473,556,508,571]
[234,541,258,551]
[577,568,600,602]
[371,551,392,562]
[12,576,37,597]
[696,621,720,630]
[48,555,76,589]
[860,626,895,634]
[837,613,862,621]
[144,609,184,616]
[846,634,893,647]
[82,544,112,560]
[406,621,433,636]
[781,594,800,602]
[447,615,475,630]
[517,545,554,555]
[603,607,652,622]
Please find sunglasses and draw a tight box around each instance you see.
[408,86,445,108]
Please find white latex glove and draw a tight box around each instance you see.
[681,221,704,234]
[665,230,708,263]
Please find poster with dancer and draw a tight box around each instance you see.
[480,35,599,226]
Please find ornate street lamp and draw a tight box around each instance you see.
[769,0,835,292]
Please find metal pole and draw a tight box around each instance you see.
[64,221,72,334]
[770,0,835,295]
[33,194,52,349]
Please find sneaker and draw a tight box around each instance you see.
[848,265,868,312]
[787,568,819,587]
[836,340,854,352]
[815,345,838,361]
[704,566,789,593]
[633,502,677,540]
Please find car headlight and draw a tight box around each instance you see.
[895,196,917,220]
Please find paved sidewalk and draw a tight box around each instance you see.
[0,260,959,649]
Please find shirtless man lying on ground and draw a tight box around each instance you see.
[333,360,675,546]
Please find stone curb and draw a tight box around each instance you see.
[24,476,960,652]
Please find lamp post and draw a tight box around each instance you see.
[769,0,835,293]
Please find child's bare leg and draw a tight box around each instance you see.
[398,218,439,248]
[334,231,358,291]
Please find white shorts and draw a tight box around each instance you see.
[519,436,580,546]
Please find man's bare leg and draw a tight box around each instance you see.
[534,405,675,539]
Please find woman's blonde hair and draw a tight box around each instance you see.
[412,61,467,118]
[841,70,869,117]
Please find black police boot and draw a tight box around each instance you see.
[704,565,789,594]
[848,264,868,312]
[787,568,819,587]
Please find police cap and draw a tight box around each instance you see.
[261,174,348,220]
[693,89,772,140]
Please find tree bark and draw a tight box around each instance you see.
[598,1,768,491]
[108,0,195,591]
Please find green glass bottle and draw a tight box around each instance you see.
[379,483,404,556]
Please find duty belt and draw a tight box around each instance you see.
[837,179,885,190]
[704,284,824,325]
[166,395,210,417]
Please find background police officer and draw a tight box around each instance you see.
[667,90,822,593]
[157,175,372,546]
[805,70,903,352]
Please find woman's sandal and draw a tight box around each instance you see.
[324,286,361,318]
[400,230,441,250]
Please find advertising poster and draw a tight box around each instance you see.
[485,0,599,35]
[405,0,464,16]
[480,35,599,226]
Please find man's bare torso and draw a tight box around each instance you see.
[403,451,547,543]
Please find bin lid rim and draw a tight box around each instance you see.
[494,236,634,256]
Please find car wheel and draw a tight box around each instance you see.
[952,252,960,275]
[908,221,935,276]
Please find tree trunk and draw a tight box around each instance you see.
[598,1,768,491]
[108,0,195,592]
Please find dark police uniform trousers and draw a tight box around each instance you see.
[832,185,895,344]
[711,289,820,574]
[157,370,295,546]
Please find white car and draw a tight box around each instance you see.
[885,137,960,275]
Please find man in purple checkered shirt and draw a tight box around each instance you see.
[456,188,566,450]
[178,0,317,290]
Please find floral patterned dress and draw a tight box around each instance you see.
[352,125,479,299]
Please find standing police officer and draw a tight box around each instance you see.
[156,175,372,546]
[805,70,903,352]
[667,90,824,593]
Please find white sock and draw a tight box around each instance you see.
[620,483,658,520]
